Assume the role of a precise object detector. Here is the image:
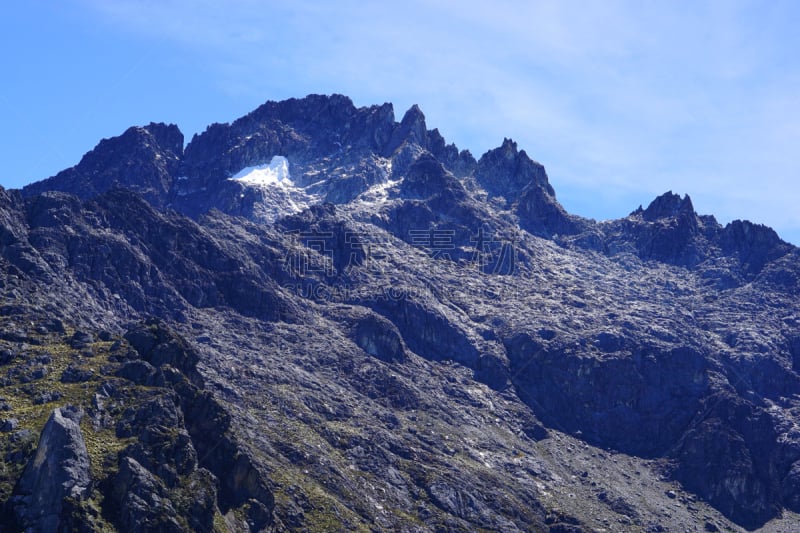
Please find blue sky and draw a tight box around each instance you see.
[3,1,800,244]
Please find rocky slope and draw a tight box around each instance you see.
[2,94,800,531]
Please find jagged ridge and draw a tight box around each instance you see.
[2,94,800,531]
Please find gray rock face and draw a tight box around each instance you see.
[109,456,183,533]
[11,406,91,532]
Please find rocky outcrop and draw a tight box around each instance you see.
[10,406,91,532]
[475,138,584,237]
[22,123,183,208]
[108,456,184,533]
[351,312,406,363]
[580,190,793,283]
[626,192,705,266]
[475,138,552,201]
[721,219,791,276]
[124,319,203,386]
[385,104,428,155]
[515,180,585,237]
[399,152,463,202]
[122,319,276,530]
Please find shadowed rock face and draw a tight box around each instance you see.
[2,94,800,531]
[23,123,183,208]
[352,312,406,363]
[506,334,709,456]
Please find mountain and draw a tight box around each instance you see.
[2,93,800,532]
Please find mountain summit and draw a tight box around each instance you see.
[2,94,800,531]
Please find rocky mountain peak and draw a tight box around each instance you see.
[474,137,555,204]
[638,191,696,221]
[137,122,185,157]
[498,137,520,160]
[181,95,389,166]
[239,93,397,151]
[468,137,582,238]
[721,219,790,276]
[385,104,428,154]
[21,122,183,208]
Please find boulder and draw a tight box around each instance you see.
[11,406,91,531]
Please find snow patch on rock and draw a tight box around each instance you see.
[230,156,292,186]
